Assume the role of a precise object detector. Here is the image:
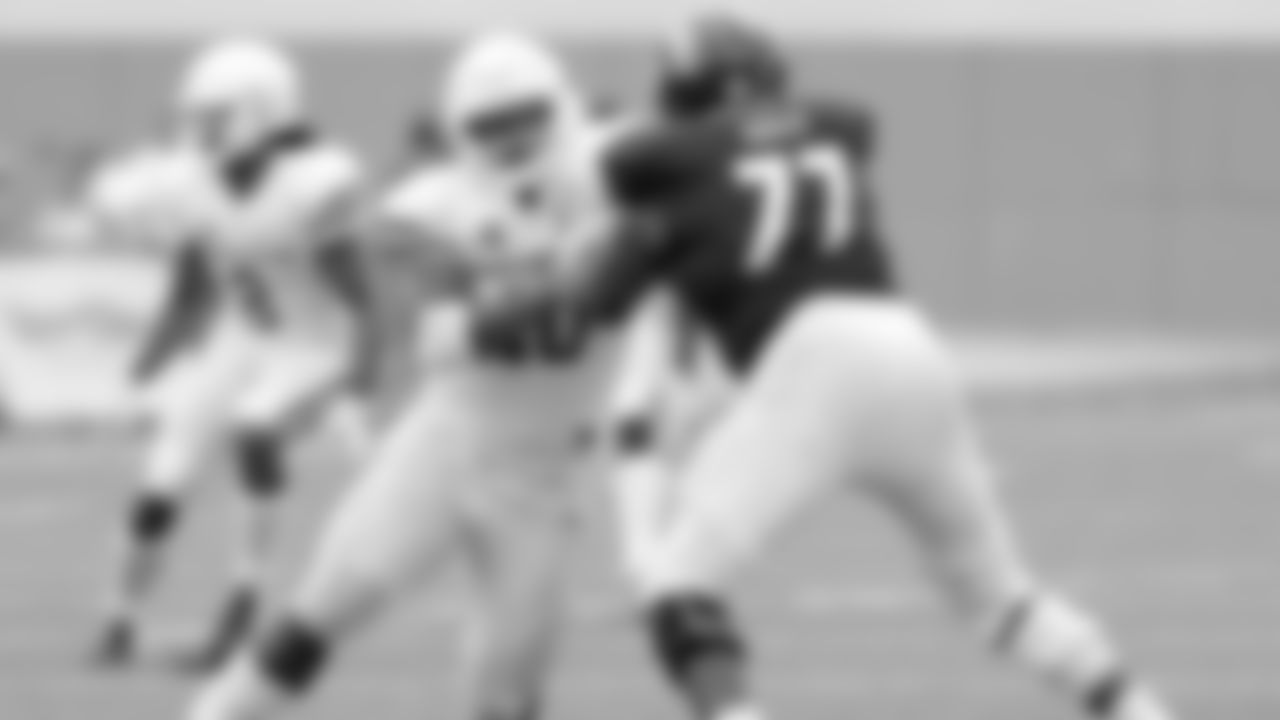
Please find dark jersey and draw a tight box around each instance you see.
[598,99,895,370]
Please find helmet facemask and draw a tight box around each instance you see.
[179,94,281,162]
[460,95,560,172]
[441,32,586,185]
[176,37,305,165]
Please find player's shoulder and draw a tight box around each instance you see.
[604,115,733,201]
[276,134,365,195]
[610,114,728,165]
[90,143,196,200]
[78,142,211,249]
[382,161,468,212]
[379,160,476,229]
[800,97,876,156]
[88,142,209,218]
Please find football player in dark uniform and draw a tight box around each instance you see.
[578,14,1178,720]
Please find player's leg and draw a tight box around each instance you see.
[188,383,470,720]
[601,411,674,584]
[601,305,729,586]
[597,292,684,582]
[869,404,1177,720]
[96,331,246,665]
[837,301,1176,720]
[633,330,845,720]
[183,339,350,671]
[455,485,578,720]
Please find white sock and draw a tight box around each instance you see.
[188,657,287,720]
[611,454,674,582]
[716,703,768,720]
[992,593,1176,720]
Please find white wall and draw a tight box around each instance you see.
[6,0,1280,40]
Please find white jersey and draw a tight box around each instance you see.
[376,131,617,426]
[197,137,365,343]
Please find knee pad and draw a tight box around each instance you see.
[235,429,287,497]
[645,593,747,687]
[989,592,1122,695]
[257,616,330,695]
[130,492,180,542]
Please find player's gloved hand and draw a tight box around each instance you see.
[471,298,547,363]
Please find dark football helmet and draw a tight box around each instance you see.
[657,12,790,119]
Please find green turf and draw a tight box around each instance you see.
[0,388,1277,719]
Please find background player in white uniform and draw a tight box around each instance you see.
[73,138,231,662]
[187,31,617,720]
[558,15,1179,720]
[92,36,378,672]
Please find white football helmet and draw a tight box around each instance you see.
[439,30,588,173]
[176,36,305,160]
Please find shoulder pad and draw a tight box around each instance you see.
[284,142,365,201]
[380,162,472,232]
[86,145,212,248]
[603,121,701,205]
[88,146,186,213]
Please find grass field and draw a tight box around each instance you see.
[0,347,1279,720]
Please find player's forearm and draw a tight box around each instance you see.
[316,240,374,320]
[132,251,213,380]
[319,239,388,396]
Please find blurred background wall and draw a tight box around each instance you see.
[6,42,1280,332]
[4,0,1280,332]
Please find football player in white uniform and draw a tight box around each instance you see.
[73,139,227,663]
[187,31,616,720]
[92,37,378,672]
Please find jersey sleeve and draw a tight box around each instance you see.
[602,125,695,208]
[583,128,695,323]
[373,168,476,298]
[84,156,154,231]
[83,149,197,251]
[378,168,448,235]
[301,145,367,245]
